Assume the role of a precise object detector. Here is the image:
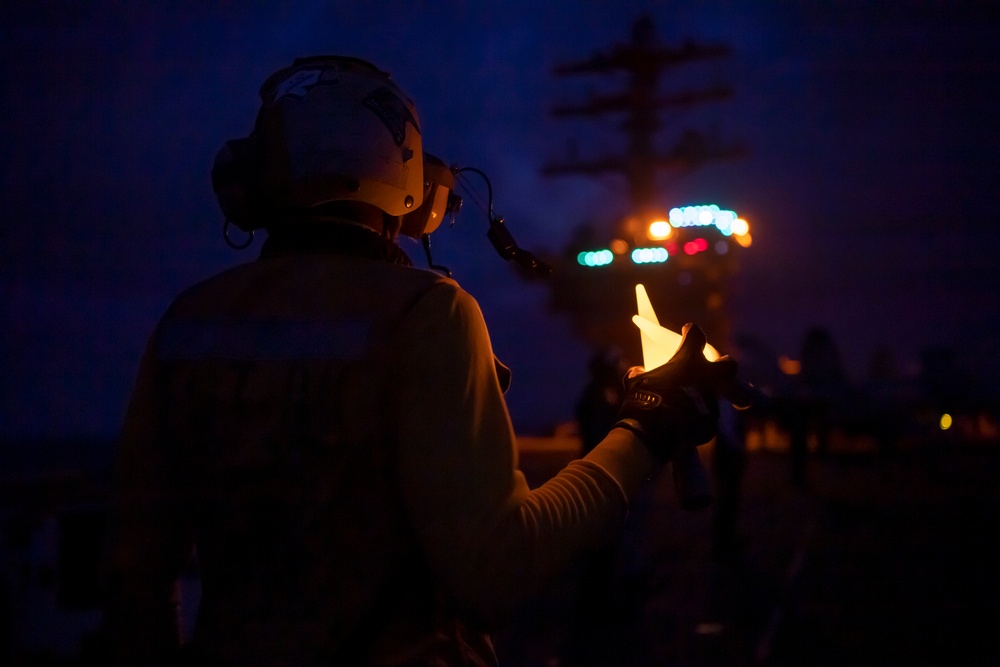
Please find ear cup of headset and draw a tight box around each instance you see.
[399,153,457,239]
[211,137,270,232]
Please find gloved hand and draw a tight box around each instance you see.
[614,323,738,465]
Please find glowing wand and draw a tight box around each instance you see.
[630,284,755,509]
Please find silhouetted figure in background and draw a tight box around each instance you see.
[783,327,848,488]
[564,347,629,666]
[576,347,629,455]
[711,400,747,560]
[863,345,904,457]
[775,371,812,491]
[799,326,848,458]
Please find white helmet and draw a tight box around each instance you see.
[213,56,424,231]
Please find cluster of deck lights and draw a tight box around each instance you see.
[668,204,739,233]
[576,204,750,267]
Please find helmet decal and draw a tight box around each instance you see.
[363,87,420,147]
[269,68,341,104]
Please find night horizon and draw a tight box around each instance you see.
[3,1,999,440]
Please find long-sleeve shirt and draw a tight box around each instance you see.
[104,245,655,666]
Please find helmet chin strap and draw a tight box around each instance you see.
[421,233,452,277]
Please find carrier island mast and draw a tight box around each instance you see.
[543,14,749,364]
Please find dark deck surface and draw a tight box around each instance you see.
[505,442,1000,666]
[3,438,997,666]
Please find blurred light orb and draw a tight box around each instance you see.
[648,220,672,240]
[668,204,739,234]
[631,247,669,264]
[577,249,614,267]
[682,239,709,255]
[779,356,802,375]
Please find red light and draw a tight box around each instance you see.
[694,238,708,252]
[683,241,697,255]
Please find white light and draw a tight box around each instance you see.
[715,210,735,233]
[669,207,683,227]
[648,220,671,240]
[631,247,668,264]
[666,204,742,234]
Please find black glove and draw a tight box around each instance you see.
[614,323,738,465]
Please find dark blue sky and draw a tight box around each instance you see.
[3,1,999,440]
